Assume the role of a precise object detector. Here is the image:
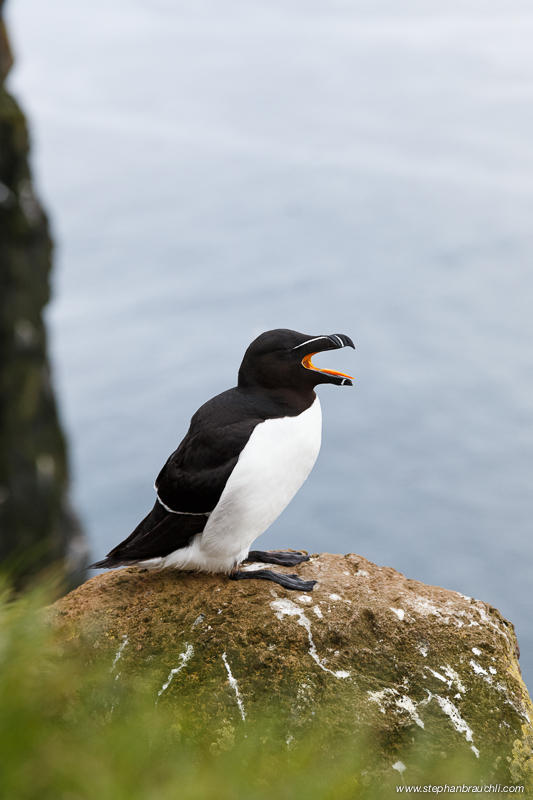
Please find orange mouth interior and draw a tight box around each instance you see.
[302,352,354,380]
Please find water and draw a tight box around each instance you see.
[6,0,533,686]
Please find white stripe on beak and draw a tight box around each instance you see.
[290,336,332,352]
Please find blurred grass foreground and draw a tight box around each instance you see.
[0,575,530,800]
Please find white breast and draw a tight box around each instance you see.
[160,396,322,573]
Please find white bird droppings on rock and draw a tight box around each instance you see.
[368,688,425,729]
[441,665,466,693]
[407,596,444,618]
[428,668,447,684]
[396,695,425,729]
[433,694,477,754]
[472,647,482,656]
[110,635,128,672]
[313,605,323,619]
[271,598,350,679]
[158,644,194,697]
[367,688,395,713]
[390,607,405,621]
[222,652,246,722]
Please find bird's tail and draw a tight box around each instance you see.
[87,500,207,569]
[88,557,138,569]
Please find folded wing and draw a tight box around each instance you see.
[90,389,264,567]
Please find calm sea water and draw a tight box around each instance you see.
[6,0,533,686]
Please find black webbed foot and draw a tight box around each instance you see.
[244,550,310,567]
[230,569,317,592]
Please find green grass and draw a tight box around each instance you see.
[0,575,527,800]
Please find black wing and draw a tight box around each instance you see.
[154,388,269,512]
[90,500,208,567]
[90,388,266,567]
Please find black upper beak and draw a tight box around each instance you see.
[325,333,355,350]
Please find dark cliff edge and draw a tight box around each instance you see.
[0,1,87,586]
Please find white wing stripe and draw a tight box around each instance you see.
[156,494,211,516]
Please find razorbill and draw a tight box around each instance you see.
[90,328,354,591]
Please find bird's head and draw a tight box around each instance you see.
[237,328,355,392]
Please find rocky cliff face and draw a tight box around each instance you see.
[0,2,86,583]
[52,552,533,783]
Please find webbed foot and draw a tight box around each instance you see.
[229,569,316,592]
[244,550,310,567]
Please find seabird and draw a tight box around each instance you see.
[90,328,354,591]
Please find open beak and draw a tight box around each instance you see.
[301,352,354,381]
[300,333,355,383]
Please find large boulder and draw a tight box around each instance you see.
[52,552,532,781]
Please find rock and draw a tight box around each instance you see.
[0,1,87,585]
[52,552,532,780]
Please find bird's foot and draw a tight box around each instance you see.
[230,569,316,592]
[244,550,310,567]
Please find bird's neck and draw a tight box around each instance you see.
[237,385,316,417]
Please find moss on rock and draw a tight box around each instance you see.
[52,552,532,782]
